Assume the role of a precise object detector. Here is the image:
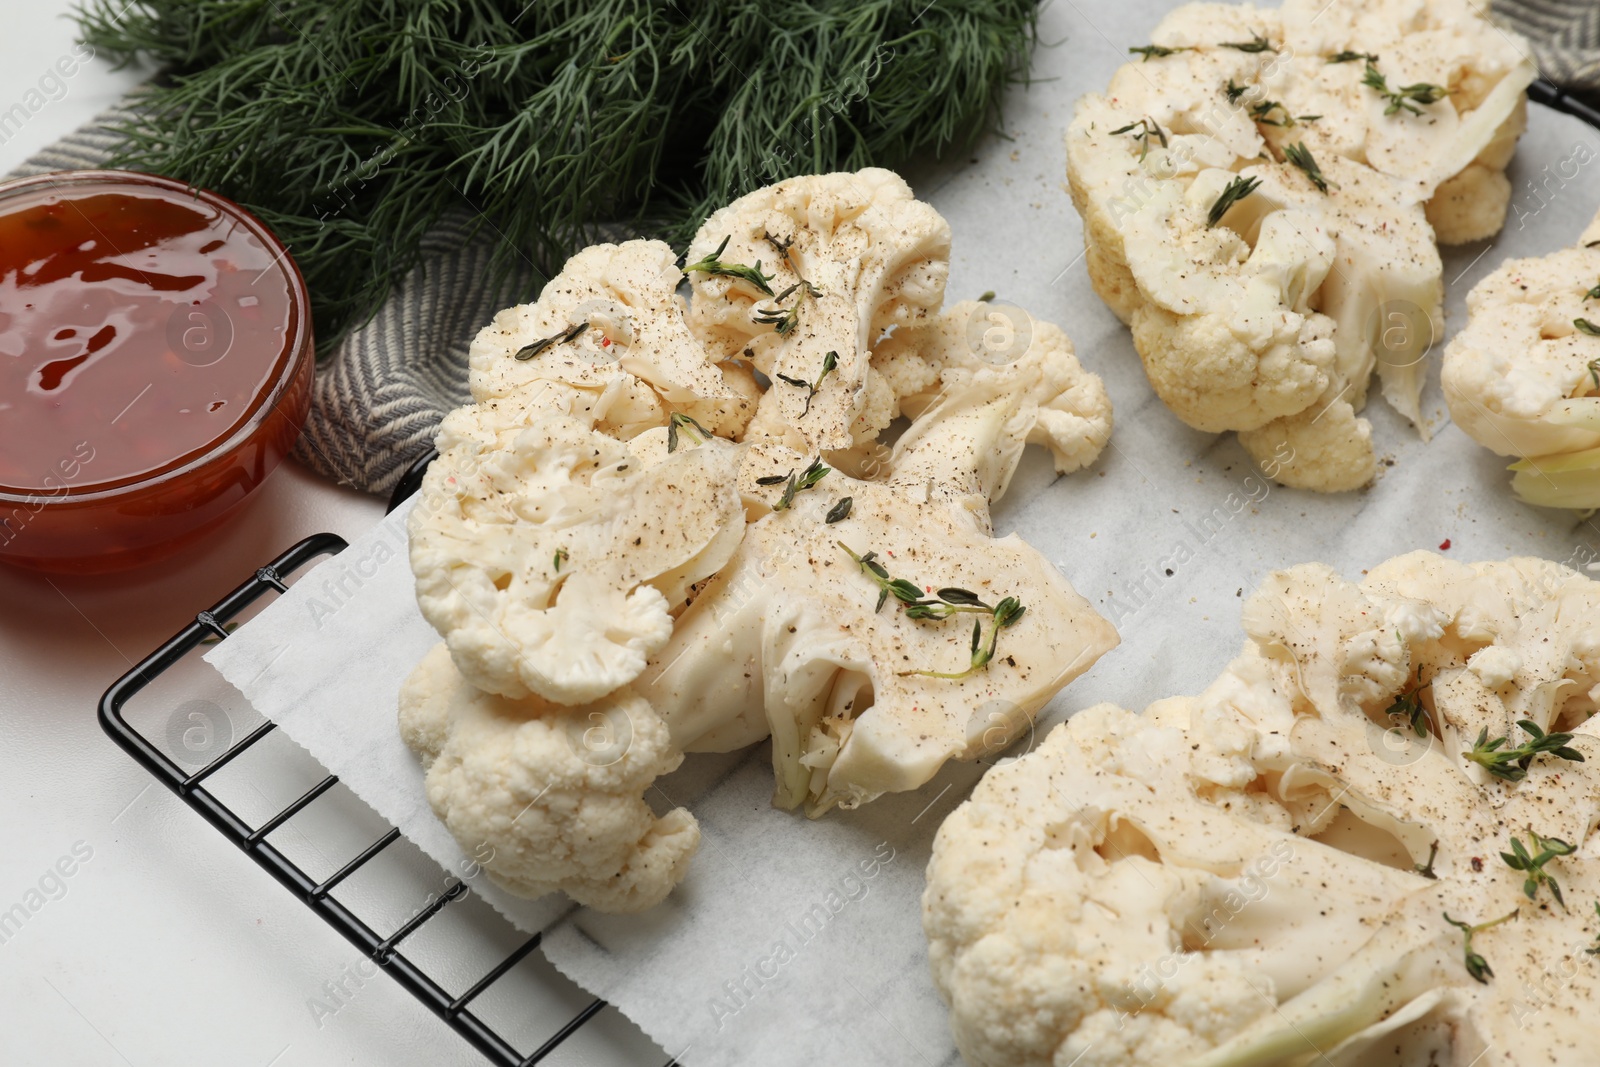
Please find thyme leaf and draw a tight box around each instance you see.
[1588,358,1600,391]
[1328,50,1378,64]
[1207,175,1261,228]
[1501,828,1575,908]
[553,547,567,572]
[1576,318,1600,337]
[684,235,775,296]
[825,497,853,524]
[1225,79,1250,105]
[1221,31,1275,53]
[1284,141,1329,193]
[1385,672,1432,737]
[1129,44,1190,61]
[513,320,589,361]
[666,411,713,453]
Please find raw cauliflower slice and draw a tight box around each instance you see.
[925,551,1600,1067]
[1442,206,1600,509]
[410,408,745,704]
[400,643,698,913]
[685,168,951,452]
[1067,0,1535,491]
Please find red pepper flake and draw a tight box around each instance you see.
[1439,538,1451,550]
[600,337,612,348]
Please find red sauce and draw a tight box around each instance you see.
[0,172,312,571]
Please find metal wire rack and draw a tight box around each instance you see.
[97,449,667,1067]
[94,80,1598,1066]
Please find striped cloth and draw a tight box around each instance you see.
[11,2,1600,494]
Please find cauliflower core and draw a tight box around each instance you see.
[1066,0,1535,491]
[406,168,1117,911]
[1442,207,1600,509]
[924,551,1600,1066]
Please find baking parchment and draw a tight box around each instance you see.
[205,2,1600,1063]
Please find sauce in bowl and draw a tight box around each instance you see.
[0,171,312,572]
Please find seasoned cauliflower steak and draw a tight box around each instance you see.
[925,552,1600,1067]
[1443,207,1600,509]
[405,168,1117,912]
[1066,0,1534,491]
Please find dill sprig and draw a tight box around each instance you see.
[1207,175,1260,228]
[513,321,589,361]
[1221,32,1275,54]
[1361,61,1448,116]
[776,350,839,415]
[1502,829,1575,908]
[1464,719,1585,782]
[75,0,1040,354]
[1444,910,1517,984]
[1284,142,1329,193]
[1110,116,1168,161]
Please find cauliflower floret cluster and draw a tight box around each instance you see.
[404,170,1119,911]
[925,551,1600,1066]
[1066,0,1535,492]
[1443,207,1600,510]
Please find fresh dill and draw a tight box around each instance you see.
[513,321,589,361]
[76,0,1040,353]
[1110,116,1168,161]
[775,350,838,416]
[1501,829,1575,908]
[1464,720,1585,782]
[1284,142,1329,193]
[1361,62,1448,116]
[1443,910,1517,984]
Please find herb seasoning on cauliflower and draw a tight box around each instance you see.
[924,551,1600,1066]
[1443,208,1600,510]
[404,169,1117,911]
[1066,0,1535,491]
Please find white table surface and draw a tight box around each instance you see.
[0,6,656,1064]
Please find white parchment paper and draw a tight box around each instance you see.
[207,2,1600,1063]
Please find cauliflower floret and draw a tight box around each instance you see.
[400,643,698,913]
[925,551,1600,1066]
[1442,208,1600,509]
[685,168,951,452]
[873,299,1114,483]
[410,410,745,703]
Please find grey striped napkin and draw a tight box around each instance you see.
[11,0,1599,495]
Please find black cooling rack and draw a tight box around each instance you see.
[95,79,1599,1066]
[97,449,669,1067]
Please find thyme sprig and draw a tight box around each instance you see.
[1208,175,1261,228]
[513,321,589,361]
[666,412,714,453]
[825,497,853,524]
[904,599,1027,680]
[1464,719,1585,782]
[754,279,823,337]
[776,350,839,415]
[1225,79,1250,105]
[1502,829,1575,908]
[1361,62,1448,116]
[1415,841,1439,880]
[1328,50,1378,64]
[1576,318,1600,337]
[1583,277,1600,300]
[685,235,776,296]
[1587,358,1600,391]
[1129,43,1191,61]
[837,541,1026,679]
[1221,32,1275,54]
[773,458,830,510]
[1284,142,1329,193]
[1249,101,1319,127]
[1444,910,1517,984]
[1110,116,1168,160]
